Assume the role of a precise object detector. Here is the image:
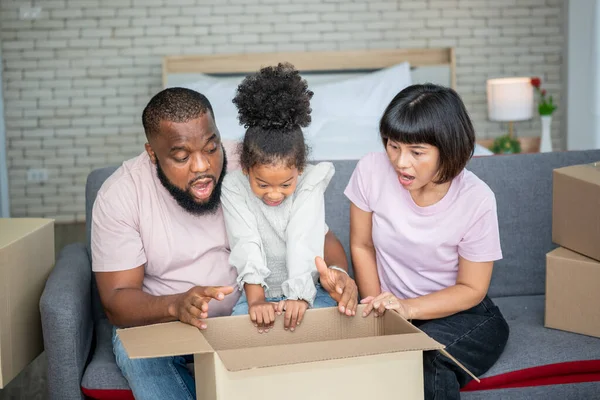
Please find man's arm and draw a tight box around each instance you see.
[95,265,176,328]
[324,230,349,271]
[95,266,233,329]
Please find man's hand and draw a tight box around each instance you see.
[315,256,358,316]
[248,300,278,333]
[276,299,308,332]
[361,292,414,320]
[169,286,234,330]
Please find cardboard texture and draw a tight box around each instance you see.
[118,305,476,400]
[0,218,55,388]
[552,162,600,261]
[545,247,600,338]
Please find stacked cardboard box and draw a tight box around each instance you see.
[548,162,600,338]
[0,218,55,388]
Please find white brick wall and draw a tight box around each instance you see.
[1,0,565,222]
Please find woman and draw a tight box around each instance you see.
[345,84,509,400]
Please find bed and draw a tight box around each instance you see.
[162,48,494,159]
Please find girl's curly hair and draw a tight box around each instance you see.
[233,62,312,171]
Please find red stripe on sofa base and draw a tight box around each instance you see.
[81,360,600,398]
[461,360,600,392]
[81,387,134,400]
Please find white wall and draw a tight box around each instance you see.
[566,0,599,150]
[0,0,566,222]
[0,45,10,218]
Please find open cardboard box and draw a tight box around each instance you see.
[118,305,476,400]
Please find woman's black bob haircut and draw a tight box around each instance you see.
[379,83,475,184]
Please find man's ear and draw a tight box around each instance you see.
[145,143,157,164]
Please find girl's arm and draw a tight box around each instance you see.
[364,258,493,320]
[284,163,335,306]
[220,175,271,294]
[350,203,381,300]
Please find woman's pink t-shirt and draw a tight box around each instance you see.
[344,152,502,300]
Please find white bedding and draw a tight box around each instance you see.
[177,62,493,160]
[218,115,492,160]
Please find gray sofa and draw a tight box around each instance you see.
[40,149,600,400]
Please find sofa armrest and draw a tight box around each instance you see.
[40,242,93,400]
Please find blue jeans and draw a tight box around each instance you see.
[112,327,196,400]
[414,296,510,400]
[231,283,337,315]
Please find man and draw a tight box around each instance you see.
[91,87,357,399]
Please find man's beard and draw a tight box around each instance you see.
[156,149,227,216]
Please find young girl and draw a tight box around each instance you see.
[222,63,350,333]
[346,84,509,400]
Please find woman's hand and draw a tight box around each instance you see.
[276,299,308,332]
[248,300,278,333]
[361,292,414,320]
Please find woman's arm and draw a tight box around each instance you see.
[364,257,493,320]
[349,203,381,299]
[405,257,493,319]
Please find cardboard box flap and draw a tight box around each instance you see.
[548,247,600,264]
[555,162,600,185]
[0,218,53,249]
[117,321,213,359]
[217,332,443,372]
[201,305,418,351]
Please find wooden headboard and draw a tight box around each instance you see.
[162,47,456,89]
[160,48,513,155]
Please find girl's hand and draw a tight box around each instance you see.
[248,300,277,333]
[277,299,308,331]
[360,292,414,320]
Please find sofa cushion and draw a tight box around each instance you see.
[462,295,600,392]
[465,150,600,298]
[81,314,131,399]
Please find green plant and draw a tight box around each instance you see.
[531,77,557,116]
[490,134,521,154]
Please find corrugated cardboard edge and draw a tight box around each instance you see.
[117,321,214,359]
[386,311,481,383]
[547,247,600,264]
[554,162,600,186]
[0,218,54,249]
[217,332,442,372]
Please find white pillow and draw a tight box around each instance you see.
[309,62,412,121]
[181,63,412,141]
[214,116,245,141]
[182,74,241,123]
